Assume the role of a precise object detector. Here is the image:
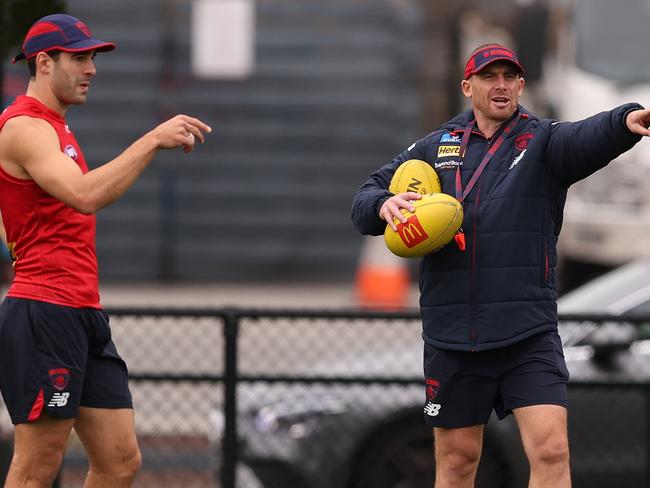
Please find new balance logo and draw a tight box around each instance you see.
[48,392,70,407]
[509,149,526,170]
[424,402,442,417]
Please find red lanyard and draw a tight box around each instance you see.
[451,113,522,251]
[454,113,522,203]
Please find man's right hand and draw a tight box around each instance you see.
[379,192,422,231]
[149,114,212,153]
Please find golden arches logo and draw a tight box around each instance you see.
[397,216,429,248]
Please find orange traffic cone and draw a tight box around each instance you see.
[355,235,410,309]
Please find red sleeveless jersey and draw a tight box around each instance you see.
[0,96,100,309]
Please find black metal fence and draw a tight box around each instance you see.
[2,308,650,488]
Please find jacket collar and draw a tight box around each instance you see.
[439,105,535,138]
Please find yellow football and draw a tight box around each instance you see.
[389,159,441,195]
[384,193,464,258]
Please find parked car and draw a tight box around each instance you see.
[211,260,650,488]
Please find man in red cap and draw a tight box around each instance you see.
[353,43,650,487]
[0,13,211,487]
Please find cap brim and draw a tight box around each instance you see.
[12,39,116,64]
[469,57,525,78]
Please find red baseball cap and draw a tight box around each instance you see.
[12,14,115,63]
[463,44,525,80]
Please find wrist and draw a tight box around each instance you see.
[140,130,163,152]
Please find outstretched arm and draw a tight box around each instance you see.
[546,103,643,186]
[1,114,211,214]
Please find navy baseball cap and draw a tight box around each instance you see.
[12,14,115,63]
[463,44,525,80]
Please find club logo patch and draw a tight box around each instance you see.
[64,144,78,160]
[76,21,92,38]
[49,368,70,391]
[7,242,17,263]
[515,133,534,151]
[426,378,440,401]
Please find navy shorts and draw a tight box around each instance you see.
[0,297,132,424]
[423,331,569,428]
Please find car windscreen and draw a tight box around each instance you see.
[575,0,650,83]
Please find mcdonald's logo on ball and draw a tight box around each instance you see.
[384,193,463,258]
[396,215,429,248]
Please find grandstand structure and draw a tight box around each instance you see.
[4,0,453,282]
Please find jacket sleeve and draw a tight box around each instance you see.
[546,103,644,187]
[351,140,426,236]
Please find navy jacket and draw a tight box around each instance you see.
[352,104,643,351]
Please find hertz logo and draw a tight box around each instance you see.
[437,145,460,157]
[397,215,429,248]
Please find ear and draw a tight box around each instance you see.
[460,79,472,99]
[35,52,54,75]
[517,77,525,97]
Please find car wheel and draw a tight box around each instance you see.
[348,414,510,488]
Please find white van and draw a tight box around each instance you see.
[545,0,650,272]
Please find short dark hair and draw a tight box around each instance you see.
[27,50,61,78]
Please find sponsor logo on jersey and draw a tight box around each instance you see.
[440,133,461,144]
[64,144,78,160]
[397,215,429,248]
[424,401,442,417]
[509,149,527,170]
[48,392,70,408]
[434,159,462,170]
[438,145,460,157]
[49,368,70,391]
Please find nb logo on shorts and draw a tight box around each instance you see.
[424,402,442,417]
[48,392,70,407]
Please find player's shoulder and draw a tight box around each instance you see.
[0,116,60,165]
[3,114,54,131]
[1,115,58,144]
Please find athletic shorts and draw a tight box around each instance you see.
[0,297,132,424]
[423,330,569,428]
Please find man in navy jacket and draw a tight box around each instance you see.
[352,43,650,487]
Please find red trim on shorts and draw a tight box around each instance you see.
[27,388,44,421]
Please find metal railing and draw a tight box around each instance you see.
[3,308,650,488]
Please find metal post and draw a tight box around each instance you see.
[221,310,239,488]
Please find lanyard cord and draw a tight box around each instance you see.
[454,113,522,203]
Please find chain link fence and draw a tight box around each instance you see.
[2,309,650,488]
